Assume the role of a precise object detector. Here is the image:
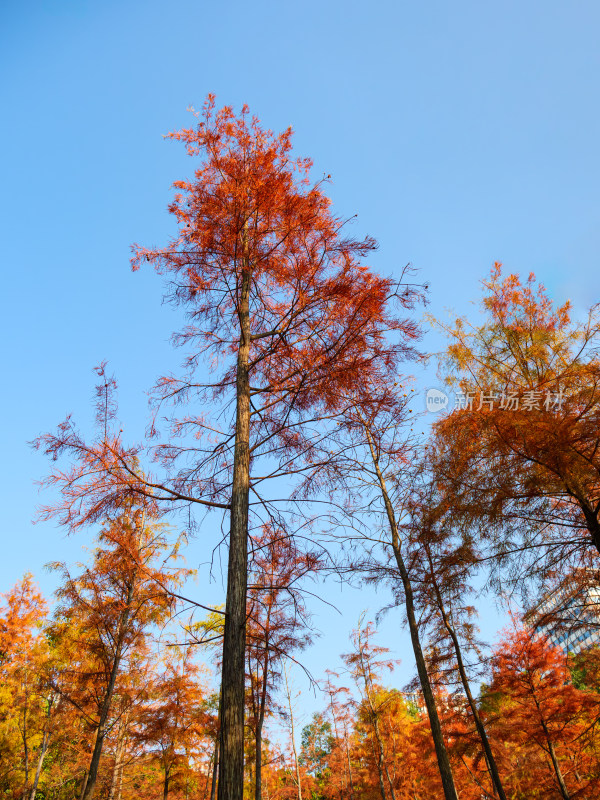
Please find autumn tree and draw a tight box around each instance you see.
[320,663,448,800]
[0,575,59,800]
[300,390,459,800]
[48,504,190,800]
[432,265,600,576]
[134,649,209,800]
[406,474,508,800]
[486,622,600,799]
[342,617,399,800]
[35,95,421,800]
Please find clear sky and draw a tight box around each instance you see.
[2,0,600,717]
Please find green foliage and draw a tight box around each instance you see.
[570,646,600,693]
[300,712,333,777]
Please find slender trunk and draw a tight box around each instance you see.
[210,687,222,800]
[344,727,356,800]
[80,655,122,800]
[541,719,571,800]
[255,642,269,800]
[425,552,507,800]
[448,628,505,798]
[372,716,390,800]
[218,256,251,800]
[291,725,302,800]
[29,691,56,800]
[363,422,459,800]
[391,542,458,800]
[21,688,30,800]
[114,762,125,800]
[78,726,99,800]
[530,686,571,798]
[107,716,127,800]
[210,736,219,800]
[371,723,388,800]
[81,579,135,800]
[284,667,302,800]
[255,722,263,800]
[382,724,396,800]
[28,729,49,800]
[378,719,396,800]
[163,767,170,800]
[204,741,216,800]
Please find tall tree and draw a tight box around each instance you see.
[36,96,421,800]
[301,392,459,800]
[407,478,508,800]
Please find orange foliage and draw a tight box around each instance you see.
[486,623,600,799]
[432,265,600,573]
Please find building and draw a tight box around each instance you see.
[525,570,600,655]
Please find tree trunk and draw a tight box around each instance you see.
[81,661,122,800]
[81,579,135,800]
[218,260,252,800]
[108,717,127,800]
[328,696,354,800]
[291,727,302,800]
[344,728,356,800]
[78,727,99,800]
[363,423,459,800]
[284,667,303,800]
[448,626,506,800]
[21,691,30,800]
[210,737,219,800]
[542,721,571,800]
[425,552,507,800]
[375,716,396,800]
[255,643,269,800]
[163,768,170,800]
[391,542,459,800]
[114,763,125,800]
[372,723,389,800]
[28,729,49,800]
[255,722,263,800]
[579,499,600,557]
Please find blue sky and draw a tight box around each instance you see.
[2,0,600,715]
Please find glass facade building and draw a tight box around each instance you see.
[525,572,600,656]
